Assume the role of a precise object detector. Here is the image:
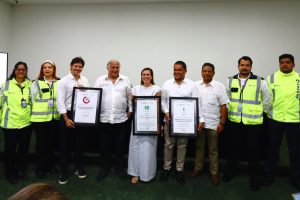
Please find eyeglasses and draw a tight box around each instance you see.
[16,68,27,72]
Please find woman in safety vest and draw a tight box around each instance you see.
[0,61,32,184]
[30,60,60,179]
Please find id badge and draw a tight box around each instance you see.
[21,99,27,108]
[238,103,242,113]
[48,99,54,108]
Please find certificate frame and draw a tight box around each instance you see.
[133,96,161,136]
[70,87,102,126]
[169,97,199,137]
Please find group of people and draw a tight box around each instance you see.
[0,54,299,192]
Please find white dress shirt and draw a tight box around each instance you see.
[94,74,132,124]
[161,78,202,121]
[196,79,229,130]
[57,73,89,114]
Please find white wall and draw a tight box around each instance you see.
[9,1,300,86]
[0,0,11,83]
[0,0,11,52]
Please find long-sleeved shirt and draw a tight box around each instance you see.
[94,74,132,124]
[57,73,89,114]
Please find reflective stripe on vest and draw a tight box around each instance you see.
[268,71,300,122]
[228,76,263,125]
[30,80,60,122]
[1,79,31,129]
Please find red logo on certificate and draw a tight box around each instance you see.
[82,96,90,104]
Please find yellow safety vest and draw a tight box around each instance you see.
[267,70,300,123]
[31,79,60,122]
[228,74,264,125]
[0,79,31,129]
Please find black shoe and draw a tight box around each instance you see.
[176,171,185,185]
[159,169,170,182]
[36,171,47,179]
[222,172,234,183]
[262,176,274,187]
[250,177,260,191]
[17,170,28,180]
[74,169,87,179]
[96,169,109,181]
[58,173,70,185]
[115,169,127,180]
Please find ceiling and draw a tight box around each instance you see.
[2,0,284,5]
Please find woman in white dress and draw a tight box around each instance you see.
[127,67,161,184]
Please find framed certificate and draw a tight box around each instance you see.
[70,87,102,126]
[169,97,199,137]
[133,96,161,136]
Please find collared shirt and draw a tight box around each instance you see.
[195,79,229,130]
[227,73,270,112]
[57,73,89,114]
[94,74,132,124]
[161,78,202,121]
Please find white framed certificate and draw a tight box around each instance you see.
[71,87,102,126]
[133,96,161,136]
[169,97,199,137]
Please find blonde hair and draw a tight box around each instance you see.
[8,183,68,200]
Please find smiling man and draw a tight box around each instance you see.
[160,61,199,185]
[263,54,300,190]
[189,63,229,186]
[223,56,270,191]
[94,59,132,181]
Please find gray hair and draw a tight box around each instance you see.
[107,59,121,69]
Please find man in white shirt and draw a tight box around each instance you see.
[189,63,229,186]
[94,59,132,181]
[223,56,270,191]
[56,57,89,184]
[160,61,199,185]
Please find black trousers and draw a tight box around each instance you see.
[32,119,59,173]
[225,121,261,178]
[60,112,85,175]
[266,118,300,183]
[99,122,126,171]
[2,126,32,178]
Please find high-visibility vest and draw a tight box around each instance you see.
[267,70,300,123]
[0,79,31,129]
[228,74,264,125]
[30,79,60,122]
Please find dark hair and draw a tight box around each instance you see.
[70,57,85,67]
[38,61,60,80]
[174,61,187,71]
[202,62,215,72]
[279,54,294,63]
[140,67,155,85]
[8,61,29,80]
[238,56,253,66]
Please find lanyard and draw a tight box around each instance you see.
[17,84,25,98]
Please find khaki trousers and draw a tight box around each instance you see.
[163,124,188,171]
[194,128,218,175]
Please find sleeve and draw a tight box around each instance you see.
[30,81,39,103]
[126,79,133,112]
[56,79,67,114]
[261,79,271,113]
[195,85,205,123]
[218,83,230,106]
[161,83,169,113]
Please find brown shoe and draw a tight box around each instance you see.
[211,174,220,186]
[188,170,201,178]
